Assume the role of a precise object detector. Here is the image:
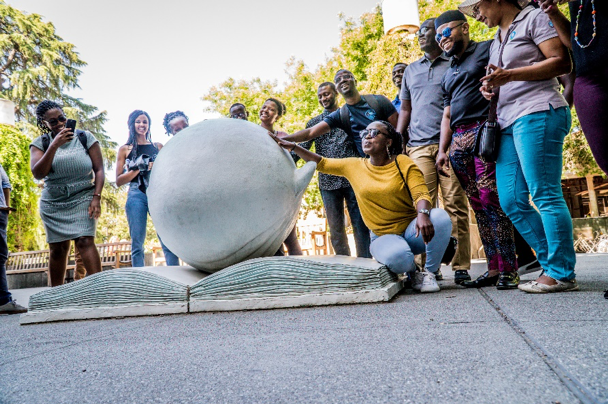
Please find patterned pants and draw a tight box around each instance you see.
[449,122,517,273]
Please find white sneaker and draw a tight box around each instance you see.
[412,272,440,293]
[518,259,543,275]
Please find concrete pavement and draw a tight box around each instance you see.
[1,254,606,404]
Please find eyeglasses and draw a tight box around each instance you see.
[334,74,354,85]
[436,22,465,43]
[44,115,67,127]
[230,112,247,119]
[359,128,387,139]
[416,26,430,37]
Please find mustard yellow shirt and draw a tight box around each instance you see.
[317,155,431,236]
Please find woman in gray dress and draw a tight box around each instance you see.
[30,100,105,286]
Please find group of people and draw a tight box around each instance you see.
[1,0,606,315]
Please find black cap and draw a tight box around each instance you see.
[435,10,467,30]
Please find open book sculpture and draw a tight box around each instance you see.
[20,256,403,324]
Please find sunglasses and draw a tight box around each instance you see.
[436,22,465,43]
[334,74,354,85]
[44,115,67,127]
[359,128,387,139]
[416,26,431,37]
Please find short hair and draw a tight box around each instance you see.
[162,110,189,135]
[392,62,407,70]
[317,82,337,92]
[376,120,403,156]
[229,103,247,112]
[35,100,63,134]
[334,69,354,79]
[265,98,286,117]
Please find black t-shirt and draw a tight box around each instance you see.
[570,0,607,77]
[324,95,397,156]
[442,41,492,130]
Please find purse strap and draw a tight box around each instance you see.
[393,156,413,201]
[488,25,516,122]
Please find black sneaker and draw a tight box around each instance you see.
[434,268,444,281]
[497,271,520,290]
[454,270,471,285]
[518,259,543,275]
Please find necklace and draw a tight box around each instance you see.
[574,0,597,49]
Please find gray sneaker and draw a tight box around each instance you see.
[518,279,579,293]
[0,300,28,315]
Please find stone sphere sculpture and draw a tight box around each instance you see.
[147,119,316,272]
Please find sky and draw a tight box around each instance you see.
[12,0,381,161]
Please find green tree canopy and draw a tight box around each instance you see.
[0,124,43,251]
[0,0,117,166]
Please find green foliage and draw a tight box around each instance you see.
[0,0,117,167]
[0,124,43,251]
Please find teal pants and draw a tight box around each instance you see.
[496,106,575,281]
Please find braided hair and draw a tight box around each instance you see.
[162,110,189,135]
[265,98,286,118]
[35,100,63,134]
[376,120,403,157]
[126,110,153,159]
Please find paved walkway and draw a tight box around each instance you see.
[1,254,606,404]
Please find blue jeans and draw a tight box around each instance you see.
[369,208,452,274]
[321,186,371,258]
[0,211,11,305]
[126,186,179,267]
[496,106,576,281]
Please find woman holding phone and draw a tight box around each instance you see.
[30,100,105,286]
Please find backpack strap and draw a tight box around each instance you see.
[76,129,90,155]
[339,104,353,137]
[41,134,51,153]
[361,94,380,115]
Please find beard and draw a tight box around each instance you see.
[445,39,465,57]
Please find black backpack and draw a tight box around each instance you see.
[338,94,382,137]
[41,129,89,155]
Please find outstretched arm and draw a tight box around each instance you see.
[538,0,573,48]
[282,121,331,143]
[269,132,322,164]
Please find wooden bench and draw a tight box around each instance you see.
[7,242,133,285]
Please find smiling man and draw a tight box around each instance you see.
[295,82,370,258]
[396,18,471,285]
[282,69,398,157]
[391,63,407,111]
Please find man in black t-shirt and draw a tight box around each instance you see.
[295,82,370,258]
[282,69,398,157]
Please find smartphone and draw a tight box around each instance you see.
[66,119,77,132]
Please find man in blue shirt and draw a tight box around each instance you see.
[0,163,27,314]
[391,63,407,111]
[282,69,398,157]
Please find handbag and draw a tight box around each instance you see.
[475,25,515,162]
[394,157,457,264]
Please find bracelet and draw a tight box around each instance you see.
[93,193,102,198]
[290,143,297,152]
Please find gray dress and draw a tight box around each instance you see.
[30,132,99,243]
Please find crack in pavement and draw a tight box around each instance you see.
[477,288,601,404]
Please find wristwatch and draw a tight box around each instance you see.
[418,208,431,216]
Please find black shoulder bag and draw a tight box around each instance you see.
[475,27,514,162]
[394,156,457,264]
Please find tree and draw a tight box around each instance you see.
[0,124,43,251]
[0,0,117,165]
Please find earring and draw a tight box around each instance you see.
[386,145,392,159]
